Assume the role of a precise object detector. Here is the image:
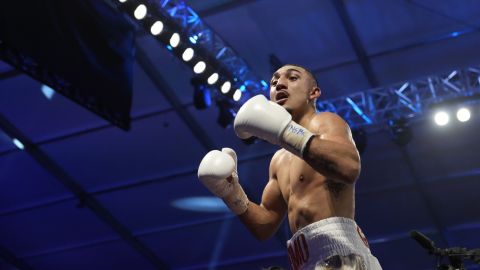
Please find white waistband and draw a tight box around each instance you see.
[287,217,372,270]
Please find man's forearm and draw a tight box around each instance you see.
[237,202,283,241]
[303,136,360,184]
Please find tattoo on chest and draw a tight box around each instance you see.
[325,179,346,198]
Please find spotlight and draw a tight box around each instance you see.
[182,48,194,62]
[221,81,231,94]
[193,61,206,74]
[41,84,55,100]
[119,0,127,3]
[133,4,147,20]
[351,128,367,154]
[170,33,180,47]
[456,107,471,122]
[12,138,25,150]
[260,80,268,90]
[171,196,228,213]
[150,21,164,35]
[189,35,199,44]
[233,89,242,101]
[207,73,219,85]
[434,111,449,126]
[388,118,412,146]
[191,77,211,110]
[217,99,236,128]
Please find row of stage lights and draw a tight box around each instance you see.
[433,107,472,126]
[117,0,243,101]
[351,105,476,152]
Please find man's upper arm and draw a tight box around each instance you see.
[309,112,361,183]
[313,112,357,149]
[259,153,287,225]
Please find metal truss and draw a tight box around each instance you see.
[317,66,480,128]
[151,0,267,97]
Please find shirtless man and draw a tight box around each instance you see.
[198,64,382,269]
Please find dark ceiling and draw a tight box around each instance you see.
[1,0,480,269]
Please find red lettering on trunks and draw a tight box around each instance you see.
[288,233,309,270]
[356,225,370,249]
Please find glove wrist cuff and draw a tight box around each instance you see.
[223,181,249,215]
[280,121,314,158]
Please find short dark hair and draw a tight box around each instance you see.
[281,64,318,87]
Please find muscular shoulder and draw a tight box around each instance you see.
[311,112,348,130]
[269,149,289,177]
[310,112,354,145]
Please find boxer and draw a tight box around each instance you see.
[198,64,382,269]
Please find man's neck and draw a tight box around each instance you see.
[292,107,316,127]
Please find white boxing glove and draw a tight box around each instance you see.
[234,95,314,157]
[197,148,249,215]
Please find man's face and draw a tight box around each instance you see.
[269,65,315,112]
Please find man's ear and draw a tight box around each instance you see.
[309,86,321,101]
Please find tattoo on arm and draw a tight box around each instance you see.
[304,143,339,177]
[303,134,359,183]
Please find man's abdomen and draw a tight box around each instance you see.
[277,151,355,233]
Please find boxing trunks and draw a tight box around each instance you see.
[287,217,382,270]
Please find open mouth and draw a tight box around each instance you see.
[275,91,289,105]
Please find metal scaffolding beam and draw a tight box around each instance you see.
[317,66,480,128]
[332,0,379,88]
[111,0,267,102]
[157,0,266,95]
